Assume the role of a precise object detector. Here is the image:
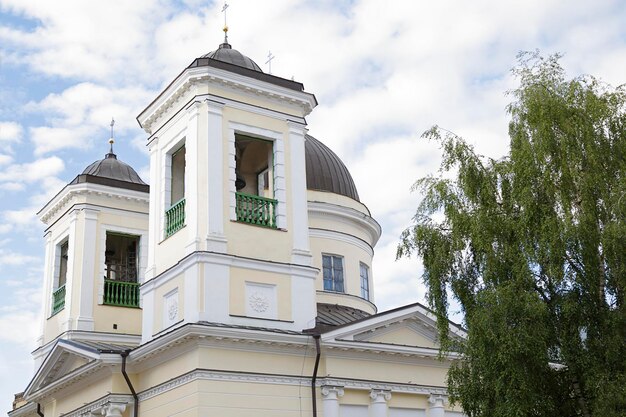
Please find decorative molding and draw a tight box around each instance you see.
[141,251,318,295]
[321,385,344,399]
[135,368,448,402]
[309,228,374,257]
[370,389,392,402]
[308,201,381,247]
[138,66,316,134]
[39,183,149,225]
[61,394,133,417]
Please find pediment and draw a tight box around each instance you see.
[321,302,465,352]
[25,340,103,398]
[353,320,439,349]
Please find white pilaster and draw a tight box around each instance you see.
[321,386,344,417]
[273,135,287,229]
[427,394,447,417]
[184,263,200,323]
[62,209,79,331]
[38,232,53,346]
[76,208,99,331]
[370,389,391,417]
[201,262,230,323]
[205,100,227,252]
[141,285,155,344]
[287,122,311,265]
[146,137,159,280]
[185,102,201,254]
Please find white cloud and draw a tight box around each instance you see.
[0,121,22,143]
[0,156,64,183]
[0,154,12,165]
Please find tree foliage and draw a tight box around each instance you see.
[398,52,626,416]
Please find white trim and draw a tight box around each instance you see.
[39,183,149,225]
[288,121,311,264]
[141,251,318,294]
[309,228,374,257]
[197,94,307,124]
[135,369,448,402]
[76,208,99,331]
[146,137,160,280]
[205,100,227,251]
[308,201,382,247]
[184,101,201,254]
[57,394,133,417]
[137,66,316,134]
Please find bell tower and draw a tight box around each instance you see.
[34,136,149,367]
[137,40,319,341]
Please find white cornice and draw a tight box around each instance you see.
[60,394,134,417]
[141,251,319,293]
[38,182,149,225]
[195,94,307,124]
[136,368,448,402]
[309,228,374,257]
[32,332,141,365]
[138,66,316,134]
[7,402,37,417]
[308,201,382,247]
[130,323,310,364]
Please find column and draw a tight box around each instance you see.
[427,394,447,417]
[370,389,391,417]
[101,402,127,417]
[185,101,201,254]
[205,100,227,252]
[62,209,79,331]
[321,386,344,417]
[146,136,159,280]
[287,121,311,265]
[76,208,99,331]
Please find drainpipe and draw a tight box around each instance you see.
[36,403,44,417]
[311,334,321,417]
[120,351,139,417]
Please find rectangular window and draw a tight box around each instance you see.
[165,144,186,237]
[103,233,140,307]
[360,263,370,300]
[170,145,185,204]
[234,134,277,228]
[323,254,344,292]
[52,240,69,315]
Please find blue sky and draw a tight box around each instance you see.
[2,0,626,411]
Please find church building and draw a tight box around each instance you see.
[9,34,466,417]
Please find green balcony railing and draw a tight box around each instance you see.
[165,198,185,237]
[235,192,277,229]
[52,284,66,315]
[104,280,140,308]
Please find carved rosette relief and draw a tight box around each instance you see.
[248,291,270,313]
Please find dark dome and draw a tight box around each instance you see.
[305,135,360,201]
[70,152,148,192]
[200,42,262,72]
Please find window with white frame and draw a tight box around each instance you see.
[51,239,69,315]
[165,144,186,237]
[323,254,344,292]
[360,262,370,300]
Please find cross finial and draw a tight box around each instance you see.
[108,117,115,155]
[221,2,229,43]
[265,51,275,74]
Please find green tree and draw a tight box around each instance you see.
[398,52,626,417]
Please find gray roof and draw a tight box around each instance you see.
[70,152,149,193]
[201,42,263,72]
[315,303,371,329]
[305,135,360,201]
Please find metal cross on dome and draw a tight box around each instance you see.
[221,2,229,43]
[266,51,275,74]
[109,117,115,153]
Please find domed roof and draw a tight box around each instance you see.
[70,151,148,192]
[200,42,262,72]
[305,134,360,201]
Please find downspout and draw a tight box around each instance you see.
[311,334,321,417]
[120,351,139,417]
[36,403,44,417]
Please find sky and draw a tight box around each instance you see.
[1,0,626,411]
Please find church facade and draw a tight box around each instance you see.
[10,40,465,417]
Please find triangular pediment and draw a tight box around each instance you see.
[321,302,465,354]
[25,340,103,398]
